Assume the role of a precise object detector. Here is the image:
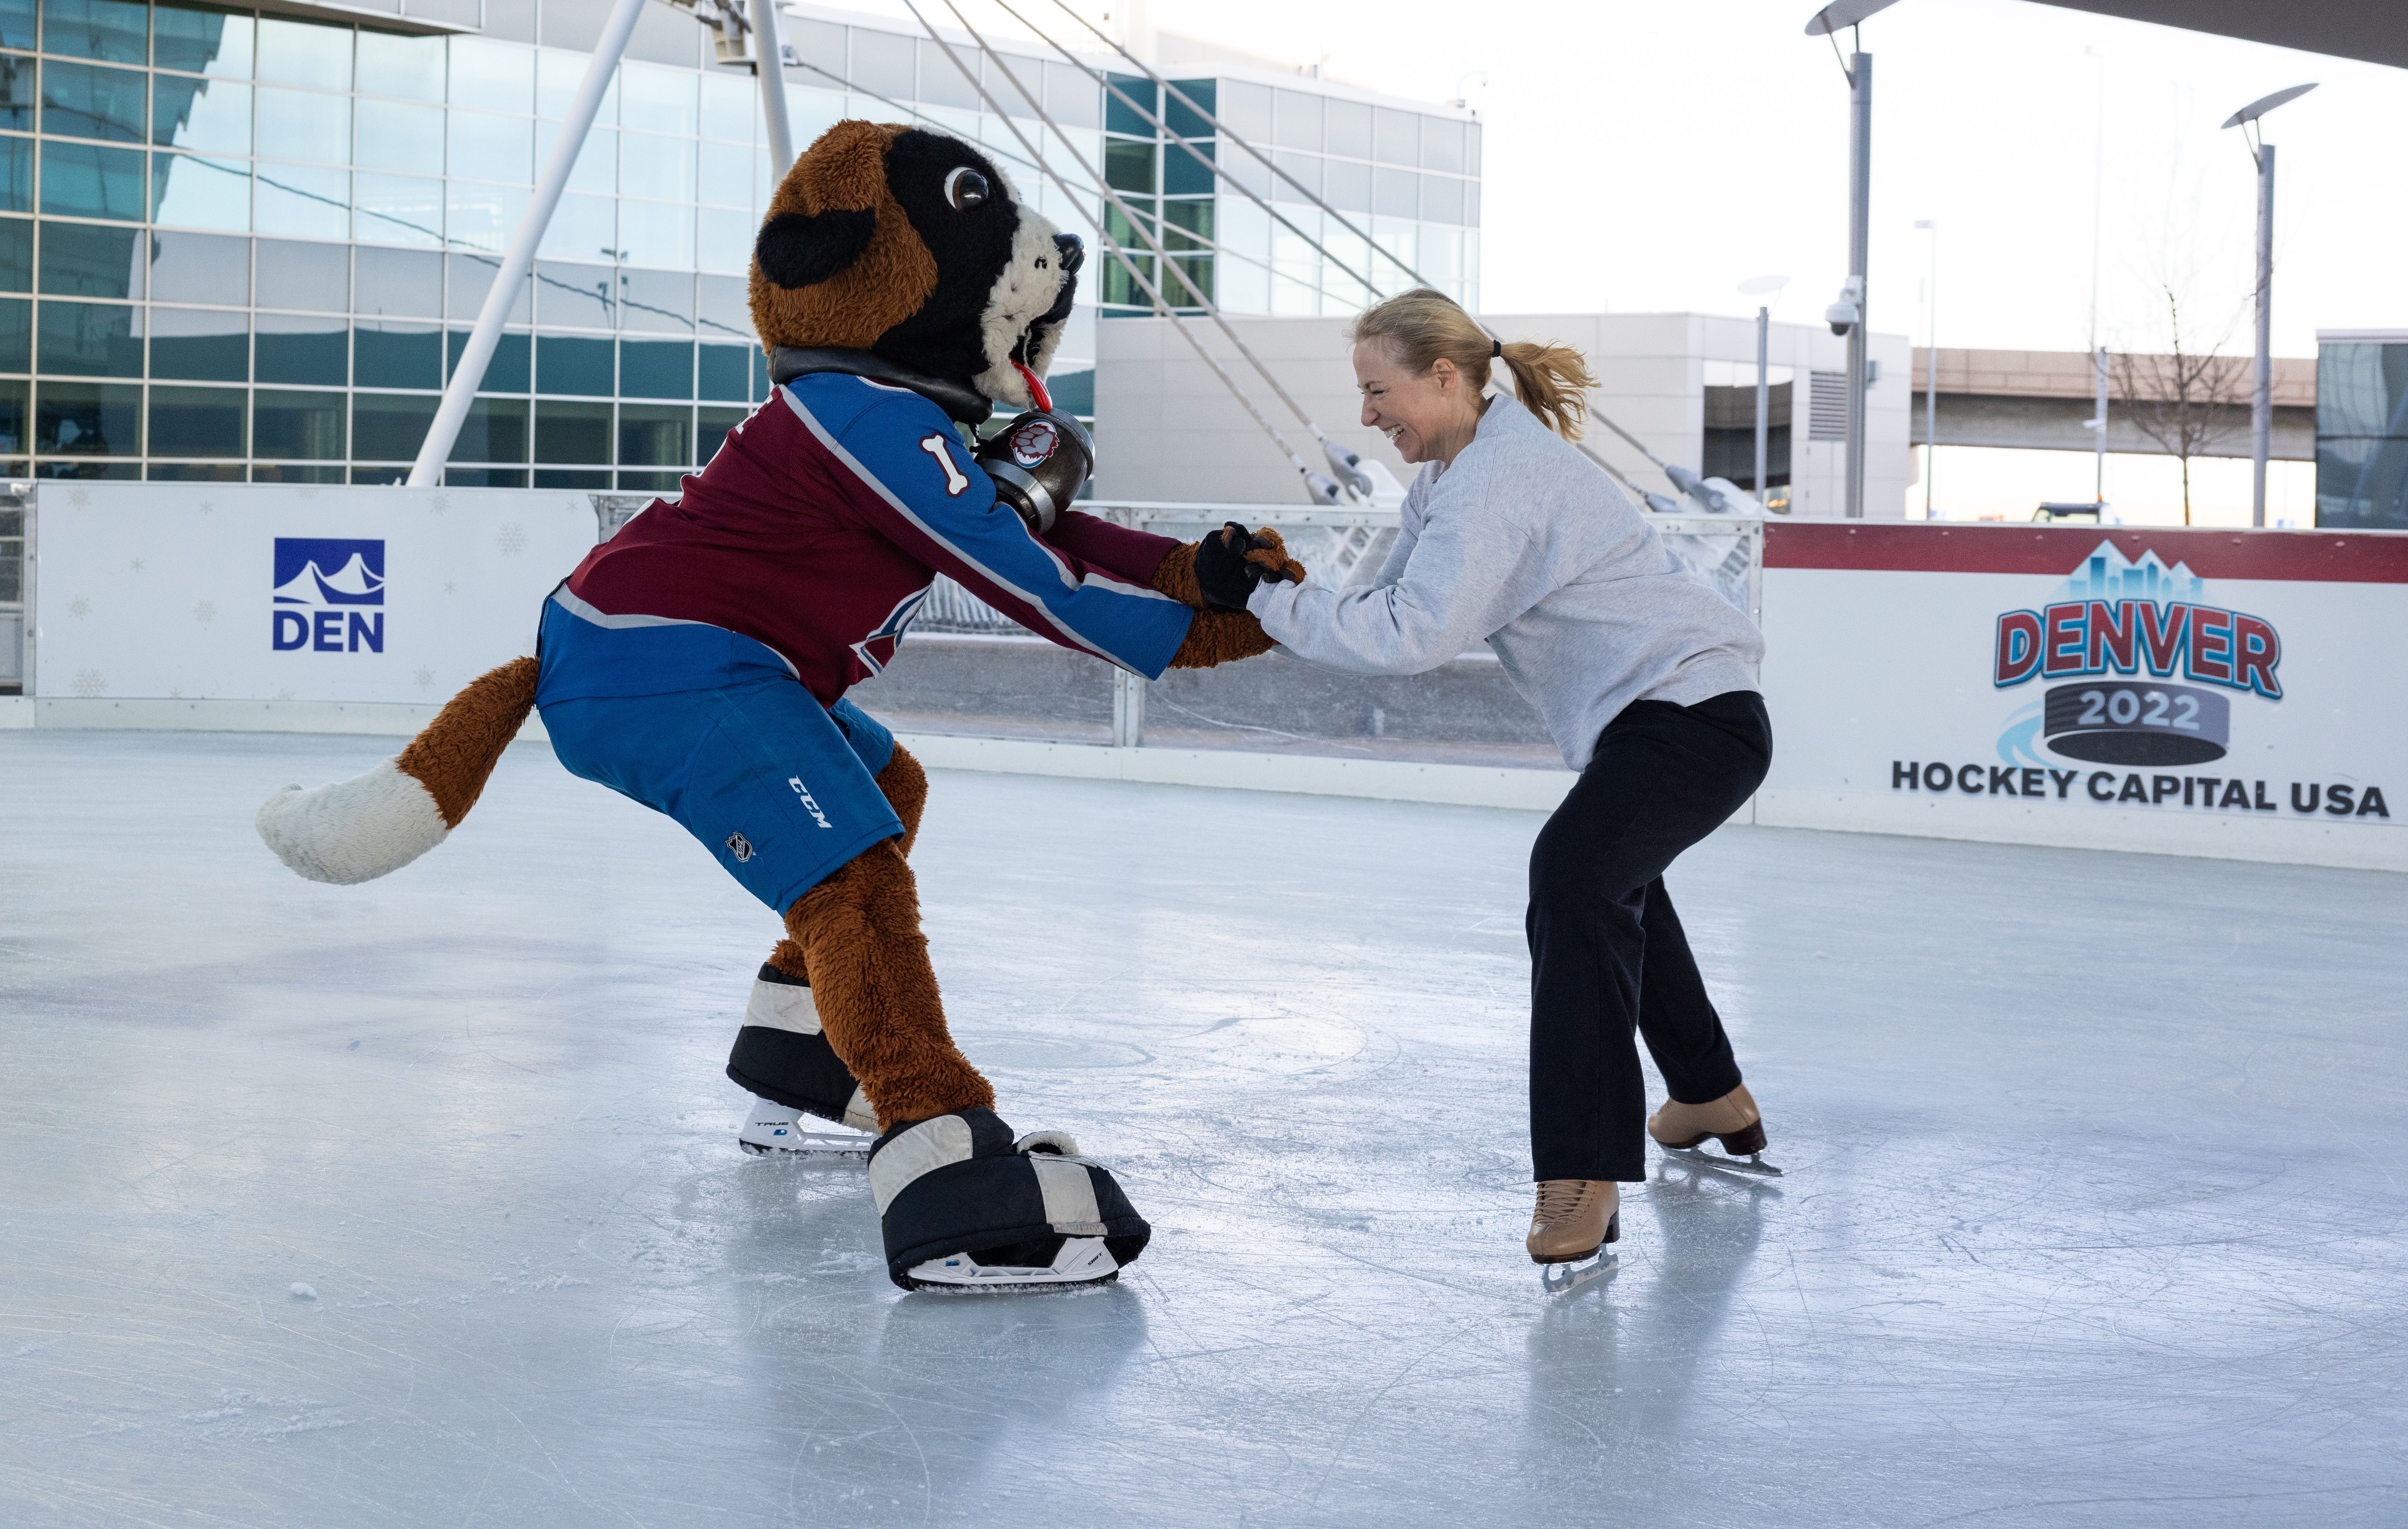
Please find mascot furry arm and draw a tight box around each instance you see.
[253,120,1303,1292]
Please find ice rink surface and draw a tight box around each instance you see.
[3,729,2403,1528]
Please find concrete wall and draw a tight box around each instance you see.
[1092,311,1915,519]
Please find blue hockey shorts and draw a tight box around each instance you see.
[534,592,903,915]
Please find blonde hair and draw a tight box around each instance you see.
[1348,289,1597,441]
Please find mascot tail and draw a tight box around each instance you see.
[256,657,539,885]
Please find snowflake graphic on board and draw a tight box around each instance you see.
[495,523,527,556]
[198,500,215,515]
[129,557,144,572]
[414,667,435,688]
[67,596,90,618]
[194,601,217,625]
[428,493,450,515]
[70,669,105,697]
[66,488,89,508]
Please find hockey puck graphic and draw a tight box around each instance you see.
[2043,681,2229,766]
[1008,417,1060,469]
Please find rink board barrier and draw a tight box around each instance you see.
[1756,522,2408,872]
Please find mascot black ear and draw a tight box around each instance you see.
[755,208,878,290]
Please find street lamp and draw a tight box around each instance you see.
[1805,0,1904,518]
[1913,219,1935,517]
[2222,81,2317,528]
[1739,275,1789,511]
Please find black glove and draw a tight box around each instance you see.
[1193,521,1262,611]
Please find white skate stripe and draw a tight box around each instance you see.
[869,1114,974,1215]
[842,1086,878,1133]
[1031,1155,1106,1236]
[743,978,822,1036]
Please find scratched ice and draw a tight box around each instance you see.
[2,729,2403,1527]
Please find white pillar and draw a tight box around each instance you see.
[408,0,650,486]
[2251,144,2275,528]
[748,0,794,176]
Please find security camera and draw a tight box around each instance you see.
[1825,276,1864,336]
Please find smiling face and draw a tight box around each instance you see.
[1354,339,1487,466]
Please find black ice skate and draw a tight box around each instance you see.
[728,962,879,1162]
[868,1108,1150,1291]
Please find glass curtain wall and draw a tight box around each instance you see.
[0,0,781,483]
[2315,339,2408,529]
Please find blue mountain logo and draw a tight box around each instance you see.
[273,538,385,607]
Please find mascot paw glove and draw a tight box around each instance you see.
[1241,525,1307,587]
[1194,523,1305,610]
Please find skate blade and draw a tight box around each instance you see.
[1661,1145,1785,1178]
[738,1129,873,1163]
[905,1236,1120,1291]
[1540,1251,1618,1295]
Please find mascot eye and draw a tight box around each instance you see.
[944,166,990,211]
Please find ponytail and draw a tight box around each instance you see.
[1348,288,1597,441]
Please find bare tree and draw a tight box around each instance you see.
[2111,285,2250,526]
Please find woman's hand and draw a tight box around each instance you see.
[1194,523,1306,610]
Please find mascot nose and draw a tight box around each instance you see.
[1053,233,1084,276]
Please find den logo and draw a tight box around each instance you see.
[271,537,386,653]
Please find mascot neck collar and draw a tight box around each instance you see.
[770,346,994,426]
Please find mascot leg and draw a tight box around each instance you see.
[731,744,925,1158]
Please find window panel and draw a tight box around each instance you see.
[1269,150,1318,204]
[695,205,749,275]
[449,108,532,184]
[147,229,244,303]
[698,70,750,142]
[355,98,443,175]
[42,59,145,141]
[36,379,139,454]
[152,3,250,76]
[355,28,444,102]
[150,151,249,231]
[536,334,611,396]
[695,272,745,339]
[353,172,443,248]
[1103,138,1153,195]
[1102,72,1152,136]
[41,0,146,65]
[445,326,527,391]
[1373,166,1417,219]
[0,57,32,134]
[257,87,350,165]
[618,131,693,204]
[1325,100,1371,161]
[615,266,690,334]
[535,47,615,122]
[696,342,748,401]
[147,304,246,379]
[0,217,29,290]
[619,60,696,136]
[534,397,610,462]
[1043,60,1098,129]
[149,461,244,479]
[618,338,690,398]
[0,0,32,51]
[0,140,24,213]
[1163,139,1215,197]
[444,179,528,254]
[850,29,912,102]
[699,403,745,463]
[152,75,248,153]
[1273,90,1320,151]
[535,259,612,328]
[353,320,437,387]
[353,244,440,316]
[40,139,143,218]
[1165,77,1214,139]
[0,295,28,369]
[448,36,530,112]
[254,162,347,240]
[538,192,615,264]
[252,387,343,457]
[254,18,349,92]
[37,298,139,374]
[533,119,614,193]
[616,198,691,270]
[916,39,978,110]
[254,311,343,384]
[1324,158,1370,214]
[449,394,525,462]
[697,139,749,208]
[1422,174,1463,225]
[1466,123,1480,178]
[1420,117,1464,174]
[250,463,340,481]
[785,85,842,152]
[37,218,139,296]
[1372,107,1416,166]
[618,401,689,465]
[146,382,243,455]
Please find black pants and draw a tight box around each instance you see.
[1526,690,1772,1182]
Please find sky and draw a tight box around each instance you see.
[1100,0,2406,362]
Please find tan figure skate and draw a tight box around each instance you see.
[1649,1083,1784,1177]
[1529,1179,1619,1293]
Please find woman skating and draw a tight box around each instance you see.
[1226,290,1775,1271]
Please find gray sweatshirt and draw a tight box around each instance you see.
[1248,392,1765,772]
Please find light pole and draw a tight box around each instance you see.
[1805,0,1900,519]
[1740,275,1788,511]
[2222,82,2316,528]
[1914,218,1935,518]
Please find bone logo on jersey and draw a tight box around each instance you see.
[918,433,969,496]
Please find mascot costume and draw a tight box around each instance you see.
[255,121,1306,1291]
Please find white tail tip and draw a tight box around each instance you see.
[256,759,449,885]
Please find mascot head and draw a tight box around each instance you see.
[749,120,1082,414]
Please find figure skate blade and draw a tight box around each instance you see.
[905,1236,1120,1291]
[1661,1145,1785,1178]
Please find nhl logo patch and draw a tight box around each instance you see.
[1008,417,1059,468]
[725,830,756,863]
